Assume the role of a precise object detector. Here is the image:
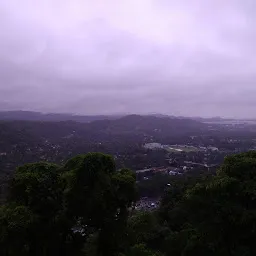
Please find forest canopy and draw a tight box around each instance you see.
[1,151,256,256]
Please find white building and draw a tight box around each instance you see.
[208,146,219,151]
[144,143,163,150]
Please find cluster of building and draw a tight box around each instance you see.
[135,197,160,211]
[137,142,226,181]
[136,166,184,181]
[144,143,219,153]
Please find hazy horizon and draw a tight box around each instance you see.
[1,0,256,118]
[1,109,255,120]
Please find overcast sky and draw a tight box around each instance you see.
[1,0,256,118]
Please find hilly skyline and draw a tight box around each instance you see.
[0,110,255,122]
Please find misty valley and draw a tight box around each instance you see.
[1,112,256,255]
[1,112,256,199]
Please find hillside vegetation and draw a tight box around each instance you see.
[0,115,207,194]
[1,151,256,255]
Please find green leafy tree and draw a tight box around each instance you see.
[0,153,137,256]
[62,153,137,256]
[127,211,169,251]
[121,243,163,256]
[7,162,68,255]
[0,204,34,256]
[10,162,63,218]
[160,151,256,255]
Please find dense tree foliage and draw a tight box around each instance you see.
[1,151,256,255]
[155,151,256,255]
[0,153,136,256]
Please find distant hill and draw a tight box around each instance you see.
[0,114,206,175]
[0,111,121,122]
[82,114,206,138]
[0,114,206,143]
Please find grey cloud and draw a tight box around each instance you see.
[1,0,256,117]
